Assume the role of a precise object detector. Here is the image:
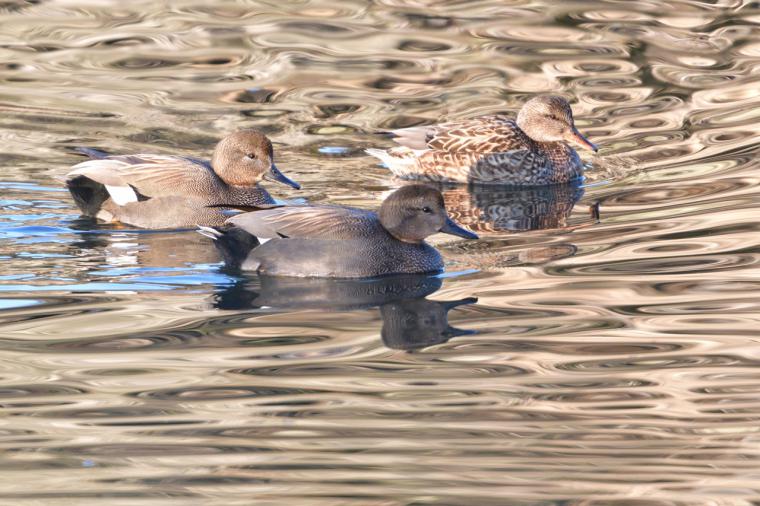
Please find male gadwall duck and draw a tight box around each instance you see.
[199,184,478,278]
[366,95,597,186]
[66,129,300,229]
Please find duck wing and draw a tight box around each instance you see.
[390,115,530,153]
[227,205,382,240]
[67,154,216,205]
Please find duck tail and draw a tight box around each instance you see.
[66,174,111,217]
[74,147,111,159]
[366,148,420,178]
[364,148,414,172]
[364,148,392,165]
[197,225,259,270]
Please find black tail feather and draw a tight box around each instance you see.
[66,175,110,216]
[74,147,110,159]
[198,226,259,270]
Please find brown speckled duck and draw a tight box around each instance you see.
[365,95,597,186]
[66,130,300,229]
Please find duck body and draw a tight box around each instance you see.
[240,216,444,277]
[67,155,276,228]
[65,130,300,229]
[366,96,596,186]
[200,184,478,278]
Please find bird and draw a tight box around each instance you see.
[365,95,597,186]
[65,129,300,229]
[198,184,478,278]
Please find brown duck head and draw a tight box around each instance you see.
[211,129,301,189]
[516,95,597,152]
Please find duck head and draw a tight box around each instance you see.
[516,95,597,152]
[379,184,478,243]
[211,129,301,189]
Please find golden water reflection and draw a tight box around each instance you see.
[1,0,760,503]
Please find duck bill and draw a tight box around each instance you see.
[565,127,598,152]
[265,163,301,189]
[440,216,478,240]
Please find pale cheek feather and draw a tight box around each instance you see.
[105,185,138,205]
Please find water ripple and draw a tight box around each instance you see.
[1,0,760,503]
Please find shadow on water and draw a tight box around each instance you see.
[213,274,477,350]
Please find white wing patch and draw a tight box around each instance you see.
[105,185,138,205]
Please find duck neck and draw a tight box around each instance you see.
[510,120,543,150]
[381,225,425,245]
[534,140,574,162]
[220,184,275,207]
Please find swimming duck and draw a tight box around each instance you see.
[65,129,300,229]
[199,184,478,278]
[365,95,597,186]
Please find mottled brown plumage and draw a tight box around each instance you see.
[366,95,597,186]
[65,130,300,229]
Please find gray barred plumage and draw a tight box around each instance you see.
[204,185,479,278]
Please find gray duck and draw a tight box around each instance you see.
[199,184,478,278]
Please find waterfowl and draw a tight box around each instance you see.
[199,184,478,278]
[65,129,300,229]
[366,95,597,186]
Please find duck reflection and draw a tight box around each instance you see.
[379,297,476,350]
[213,274,477,350]
[67,218,221,267]
[419,180,584,233]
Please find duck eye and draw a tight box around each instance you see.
[421,206,433,214]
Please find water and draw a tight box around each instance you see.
[1,0,760,503]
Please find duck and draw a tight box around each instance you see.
[365,95,597,186]
[198,184,478,278]
[65,129,301,229]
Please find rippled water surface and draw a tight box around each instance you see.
[2,0,760,503]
